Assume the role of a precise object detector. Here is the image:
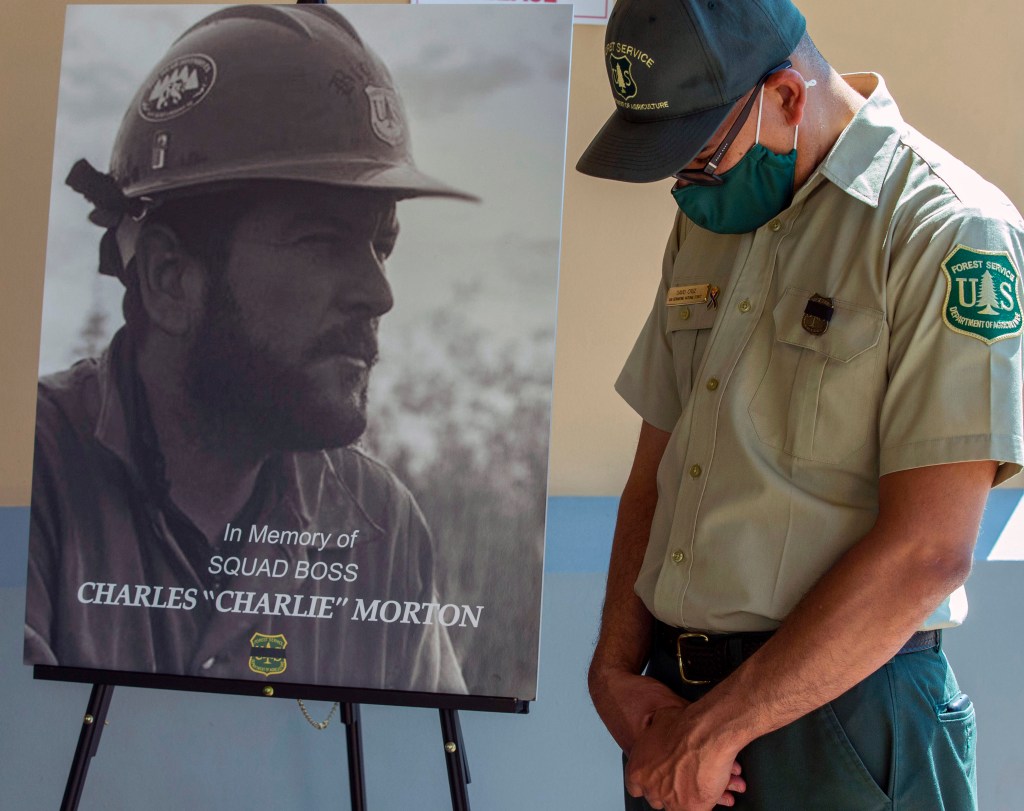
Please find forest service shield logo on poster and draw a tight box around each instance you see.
[941,244,1023,344]
[249,633,288,676]
[365,85,405,146]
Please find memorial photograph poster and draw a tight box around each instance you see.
[24,3,572,700]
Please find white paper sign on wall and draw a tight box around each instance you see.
[411,0,611,26]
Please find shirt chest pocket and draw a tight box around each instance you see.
[666,301,719,405]
[748,288,885,464]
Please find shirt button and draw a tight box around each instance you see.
[678,307,691,321]
[201,657,216,670]
[671,549,686,564]
[738,299,751,313]
[769,219,782,232]
[706,377,719,391]
[689,464,702,478]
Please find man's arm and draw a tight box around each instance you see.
[595,421,746,807]
[625,458,995,810]
[589,420,679,750]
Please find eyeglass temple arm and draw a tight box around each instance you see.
[703,59,793,174]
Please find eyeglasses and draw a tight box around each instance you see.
[673,60,792,187]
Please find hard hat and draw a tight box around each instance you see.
[104,4,472,203]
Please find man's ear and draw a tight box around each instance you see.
[132,223,207,336]
[766,68,808,128]
[134,222,209,335]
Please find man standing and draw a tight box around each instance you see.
[25,5,469,693]
[577,0,1023,808]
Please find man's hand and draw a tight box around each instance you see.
[592,667,747,808]
[590,667,686,752]
[625,702,745,810]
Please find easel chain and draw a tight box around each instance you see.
[297,699,339,730]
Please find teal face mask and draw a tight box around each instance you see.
[672,144,796,233]
[672,90,798,234]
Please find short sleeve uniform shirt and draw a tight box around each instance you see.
[616,74,1024,633]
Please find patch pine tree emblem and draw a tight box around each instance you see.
[249,632,288,677]
[609,55,637,101]
[140,54,217,122]
[941,244,1022,344]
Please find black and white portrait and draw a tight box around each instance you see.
[24,3,571,699]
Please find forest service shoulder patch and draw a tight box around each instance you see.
[941,244,1022,344]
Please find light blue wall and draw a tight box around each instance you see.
[2,500,1023,810]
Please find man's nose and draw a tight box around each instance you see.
[346,261,394,318]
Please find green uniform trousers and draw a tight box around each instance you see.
[624,637,977,810]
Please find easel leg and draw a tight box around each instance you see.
[439,708,471,811]
[61,683,114,811]
[342,703,367,811]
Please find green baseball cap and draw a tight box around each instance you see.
[577,0,806,183]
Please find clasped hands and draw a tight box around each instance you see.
[601,672,746,811]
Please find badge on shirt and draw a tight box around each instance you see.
[941,244,1023,344]
[667,283,719,309]
[802,294,834,336]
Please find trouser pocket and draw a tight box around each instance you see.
[733,696,893,810]
[889,649,978,811]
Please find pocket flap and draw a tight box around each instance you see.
[773,287,883,362]
[665,301,718,334]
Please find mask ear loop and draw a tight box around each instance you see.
[760,77,817,149]
[755,87,764,145]
[795,79,817,149]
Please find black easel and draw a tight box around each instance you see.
[343,702,368,810]
[38,666,526,811]
[59,683,113,811]
[440,707,472,811]
[56,685,373,811]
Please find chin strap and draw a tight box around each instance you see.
[66,159,146,225]
[66,159,151,282]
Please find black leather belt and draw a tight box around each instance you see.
[655,621,941,686]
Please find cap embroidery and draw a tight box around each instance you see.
[609,54,638,101]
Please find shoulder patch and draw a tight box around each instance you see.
[941,244,1022,344]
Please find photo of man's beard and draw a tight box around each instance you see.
[185,273,380,457]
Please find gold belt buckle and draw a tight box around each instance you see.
[675,632,712,686]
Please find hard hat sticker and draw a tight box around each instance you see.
[365,85,405,147]
[140,54,217,122]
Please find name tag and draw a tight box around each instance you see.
[667,283,719,309]
[667,284,710,306]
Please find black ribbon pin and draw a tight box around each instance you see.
[706,285,720,310]
[802,294,834,335]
